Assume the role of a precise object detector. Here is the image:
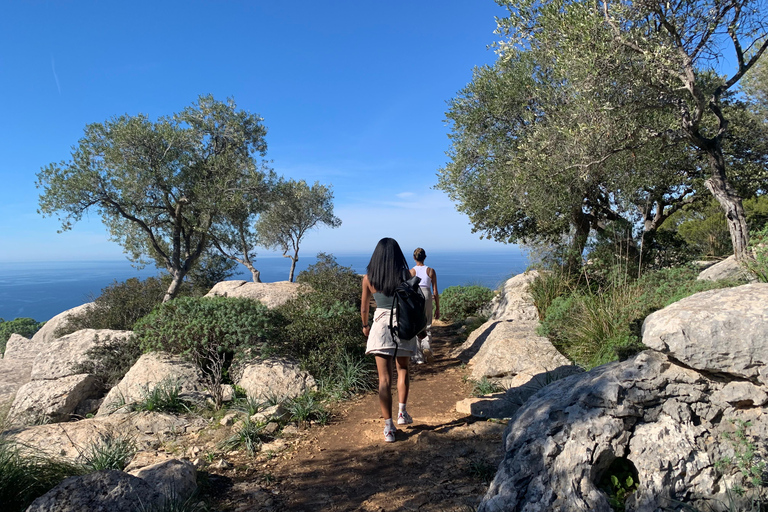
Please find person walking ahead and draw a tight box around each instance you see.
[361,237,418,443]
[410,247,439,364]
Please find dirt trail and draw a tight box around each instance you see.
[210,321,506,512]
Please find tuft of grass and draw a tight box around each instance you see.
[219,417,268,455]
[467,460,497,483]
[0,436,85,512]
[285,392,329,426]
[470,377,504,397]
[79,432,136,471]
[129,379,192,414]
[321,353,375,400]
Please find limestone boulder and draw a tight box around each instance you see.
[31,302,94,344]
[487,271,540,322]
[127,459,197,501]
[642,283,768,385]
[479,350,767,512]
[26,470,165,512]
[3,333,47,361]
[31,329,133,381]
[696,255,750,282]
[206,280,306,308]
[97,352,207,415]
[236,356,316,401]
[10,411,208,460]
[8,374,101,424]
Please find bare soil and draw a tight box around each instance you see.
[206,321,506,511]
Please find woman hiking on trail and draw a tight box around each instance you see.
[410,247,439,365]
[361,237,418,443]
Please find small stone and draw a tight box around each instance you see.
[264,421,280,434]
[214,458,232,469]
[220,412,239,426]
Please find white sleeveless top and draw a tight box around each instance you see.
[413,265,431,289]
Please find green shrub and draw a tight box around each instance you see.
[528,270,574,320]
[56,277,169,336]
[440,285,495,322]
[0,318,45,355]
[470,377,504,396]
[135,296,274,382]
[285,392,330,426]
[743,224,768,283]
[269,293,364,381]
[70,334,143,389]
[296,252,362,307]
[0,436,84,512]
[320,353,375,400]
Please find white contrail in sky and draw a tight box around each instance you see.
[51,56,61,95]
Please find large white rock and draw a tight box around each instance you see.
[0,334,47,404]
[488,271,541,322]
[206,280,306,308]
[31,302,94,344]
[26,470,166,512]
[479,350,767,512]
[236,356,316,401]
[10,411,208,460]
[8,373,101,424]
[128,459,197,501]
[97,352,207,415]
[642,283,768,385]
[3,333,47,361]
[31,329,133,381]
[696,255,750,282]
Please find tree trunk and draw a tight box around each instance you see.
[704,152,750,261]
[243,262,261,283]
[163,269,186,302]
[567,209,591,271]
[288,254,298,282]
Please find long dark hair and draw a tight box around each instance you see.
[366,237,409,296]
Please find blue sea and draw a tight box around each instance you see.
[0,250,528,322]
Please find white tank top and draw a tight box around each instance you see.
[413,265,431,289]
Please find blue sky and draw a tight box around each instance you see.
[0,0,517,263]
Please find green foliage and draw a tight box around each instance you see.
[285,392,329,426]
[528,270,575,320]
[79,432,136,471]
[296,253,362,308]
[0,436,85,512]
[534,265,740,369]
[57,277,168,336]
[220,416,268,455]
[37,95,270,301]
[470,377,504,397]
[440,285,494,322]
[320,352,376,401]
[597,458,639,512]
[743,224,768,283]
[135,296,274,375]
[0,318,45,355]
[127,379,191,414]
[256,180,341,282]
[185,252,238,295]
[269,292,363,381]
[70,334,143,389]
[720,420,767,492]
[467,460,497,483]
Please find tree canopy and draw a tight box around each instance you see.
[438,0,768,265]
[37,95,270,301]
[256,179,341,282]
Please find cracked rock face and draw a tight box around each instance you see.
[480,284,768,512]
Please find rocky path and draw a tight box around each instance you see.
[209,321,506,512]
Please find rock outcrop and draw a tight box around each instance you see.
[206,280,305,308]
[0,333,47,404]
[236,356,316,400]
[9,374,101,424]
[98,352,207,415]
[697,255,750,282]
[479,283,768,512]
[31,329,133,381]
[31,302,94,344]
[453,271,574,418]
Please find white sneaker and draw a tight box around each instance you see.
[421,339,434,364]
[397,410,413,425]
[384,425,396,442]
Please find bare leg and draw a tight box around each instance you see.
[395,356,410,405]
[375,355,393,420]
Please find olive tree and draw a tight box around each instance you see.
[256,179,341,282]
[37,95,270,301]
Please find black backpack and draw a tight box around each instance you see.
[388,275,427,357]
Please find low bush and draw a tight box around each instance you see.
[440,285,495,322]
[743,224,768,283]
[296,253,362,308]
[135,296,275,391]
[0,318,45,355]
[70,334,143,389]
[269,294,364,381]
[56,277,168,336]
